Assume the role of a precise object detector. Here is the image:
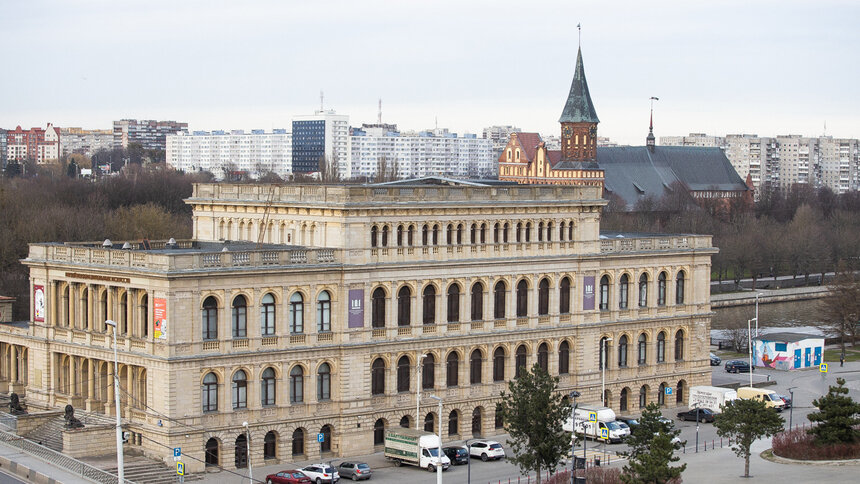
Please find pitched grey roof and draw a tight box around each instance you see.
[754,332,824,343]
[596,146,748,209]
[559,48,599,124]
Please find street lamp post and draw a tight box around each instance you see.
[465,438,476,484]
[242,422,252,484]
[787,387,796,431]
[601,337,613,406]
[569,391,580,484]
[429,395,443,484]
[692,402,700,453]
[747,318,757,388]
[755,293,762,338]
[417,354,427,431]
[104,320,124,484]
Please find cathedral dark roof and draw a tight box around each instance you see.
[559,47,600,124]
[595,146,748,208]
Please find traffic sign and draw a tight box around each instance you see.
[173,447,181,461]
[177,462,185,476]
[601,428,608,440]
[317,433,325,443]
[820,363,828,373]
[588,412,597,422]
[665,387,673,395]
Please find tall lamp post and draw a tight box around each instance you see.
[417,354,427,430]
[692,402,700,453]
[429,395,443,484]
[601,337,613,406]
[104,320,124,483]
[747,318,757,388]
[569,391,581,484]
[465,437,478,484]
[242,421,252,484]
[787,387,796,431]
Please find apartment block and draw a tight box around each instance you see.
[5,124,61,164]
[660,133,726,149]
[166,130,292,178]
[113,119,188,151]
[59,128,114,157]
[292,111,349,174]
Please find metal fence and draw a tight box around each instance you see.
[0,427,135,484]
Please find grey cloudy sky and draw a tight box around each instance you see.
[2,0,858,145]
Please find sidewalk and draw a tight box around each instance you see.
[0,439,94,484]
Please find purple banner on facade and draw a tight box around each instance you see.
[348,289,365,328]
[582,276,596,311]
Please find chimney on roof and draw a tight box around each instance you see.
[647,97,659,152]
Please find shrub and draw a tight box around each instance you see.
[772,428,860,460]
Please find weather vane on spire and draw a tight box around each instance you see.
[577,23,581,46]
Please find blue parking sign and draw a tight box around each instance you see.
[174,447,181,458]
[317,433,324,443]
[665,387,673,395]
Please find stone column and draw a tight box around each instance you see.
[10,346,18,384]
[105,361,115,415]
[87,284,94,331]
[50,281,58,327]
[126,291,134,336]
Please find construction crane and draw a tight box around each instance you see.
[256,185,277,248]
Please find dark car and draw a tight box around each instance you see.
[710,353,722,366]
[677,408,716,423]
[776,394,792,409]
[724,360,753,373]
[266,470,312,484]
[337,462,372,481]
[616,416,641,434]
[442,446,469,465]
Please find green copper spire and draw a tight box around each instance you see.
[559,47,599,124]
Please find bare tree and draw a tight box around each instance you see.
[818,268,860,355]
[318,153,342,183]
[374,155,400,183]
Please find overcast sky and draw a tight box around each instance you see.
[2,0,858,145]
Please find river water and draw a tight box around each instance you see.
[711,299,826,339]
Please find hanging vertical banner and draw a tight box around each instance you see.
[348,289,364,328]
[153,298,168,340]
[33,285,46,322]
[582,276,595,311]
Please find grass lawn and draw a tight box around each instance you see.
[823,348,860,363]
[715,350,747,359]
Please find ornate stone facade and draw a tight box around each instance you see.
[0,181,714,474]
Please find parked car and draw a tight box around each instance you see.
[469,440,506,461]
[677,408,716,423]
[724,360,753,373]
[657,415,673,426]
[776,394,792,409]
[616,416,640,434]
[710,353,722,366]
[301,464,339,484]
[442,446,469,465]
[337,462,372,481]
[266,470,312,484]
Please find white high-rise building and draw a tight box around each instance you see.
[660,133,727,149]
[292,110,350,174]
[166,129,292,178]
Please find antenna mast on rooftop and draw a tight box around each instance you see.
[378,98,382,124]
[320,91,324,112]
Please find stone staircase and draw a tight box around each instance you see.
[98,455,203,484]
[23,416,65,452]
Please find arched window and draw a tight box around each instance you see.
[568,222,573,240]
[538,279,550,316]
[546,222,553,242]
[471,282,484,321]
[470,349,483,384]
[424,413,435,432]
[407,225,414,246]
[480,223,486,243]
[374,419,386,445]
[261,293,276,336]
[493,281,506,319]
[202,372,218,412]
[657,272,667,306]
[493,223,500,243]
[493,347,506,381]
[516,222,523,242]
[232,295,247,338]
[537,222,544,242]
[371,226,378,247]
[232,370,247,409]
[446,352,459,387]
[290,366,304,403]
[599,275,609,311]
[639,385,648,409]
[495,403,504,429]
[676,271,686,305]
[559,222,566,241]
[677,380,685,405]
[618,335,628,368]
[516,279,528,318]
[261,367,276,406]
[397,224,404,246]
[638,273,648,308]
[432,224,439,245]
[525,222,532,242]
[423,354,435,389]
[400,416,410,428]
[447,284,460,323]
[449,410,459,436]
[559,277,571,314]
[620,388,629,412]
[675,330,685,361]
[319,425,332,453]
[381,225,389,247]
[558,341,570,374]
[657,332,666,363]
[423,285,436,325]
[503,222,510,242]
[599,337,609,369]
[537,343,549,373]
[456,224,463,244]
[264,431,277,460]
[372,287,386,328]
[658,382,667,406]
[317,291,331,332]
[397,356,411,392]
[292,428,305,456]
[398,286,411,326]
[638,334,647,365]
[205,438,219,466]
[289,293,304,334]
[619,274,629,310]
[317,363,332,401]
[472,408,482,436]
[446,224,454,245]
[470,224,477,244]
[422,224,429,245]
[371,359,385,395]
[515,345,527,378]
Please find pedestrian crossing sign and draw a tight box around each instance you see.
[820,363,828,373]
[601,428,608,440]
[588,412,597,422]
[177,462,185,476]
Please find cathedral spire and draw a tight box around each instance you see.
[559,47,599,124]
[647,96,658,152]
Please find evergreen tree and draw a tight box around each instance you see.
[497,363,571,484]
[807,377,860,445]
[621,403,685,484]
[714,398,784,477]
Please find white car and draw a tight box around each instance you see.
[300,464,339,484]
[469,440,506,461]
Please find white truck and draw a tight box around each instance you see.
[384,428,451,471]
[688,385,738,414]
[563,405,630,443]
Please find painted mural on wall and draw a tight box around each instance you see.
[754,340,793,370]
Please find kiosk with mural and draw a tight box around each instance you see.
[753,332,824,370]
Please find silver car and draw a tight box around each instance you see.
[337,461,372,481]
